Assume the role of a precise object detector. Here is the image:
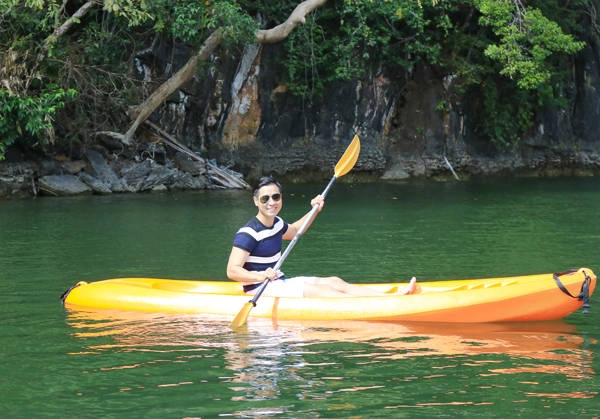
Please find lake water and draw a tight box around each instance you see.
[1,177,599,418]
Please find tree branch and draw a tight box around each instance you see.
[255,0,328,43]
[35,1,99,68]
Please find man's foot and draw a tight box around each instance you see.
[400,277,417,295]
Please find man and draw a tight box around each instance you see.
[227,176,417,297]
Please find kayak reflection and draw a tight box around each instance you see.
[65,310,594,368]
[65,310,596,411]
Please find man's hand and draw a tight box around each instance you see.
[264,267,283,281]
[311,194,325,212]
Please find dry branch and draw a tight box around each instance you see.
[143,120,250,190]
[32,1,99,85]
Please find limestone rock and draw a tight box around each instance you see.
[38,175,91,196]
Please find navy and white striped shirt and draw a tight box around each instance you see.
[233,216,289,272]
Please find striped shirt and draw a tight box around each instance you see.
[233,216,289,272]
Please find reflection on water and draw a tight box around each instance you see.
[65,310,596,415]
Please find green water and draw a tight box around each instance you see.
[1,178,599,418]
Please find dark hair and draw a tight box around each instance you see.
[253,176,282,196]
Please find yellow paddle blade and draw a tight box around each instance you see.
[230,301,254,329]
[334,135,361,178]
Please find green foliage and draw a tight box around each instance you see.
[148,0,257,47]
[103,0,153,27]
[209,0,258,46]
[475,0,585,89]
[281,0,457,101]
[472,79,536,148]
[462,0,586,146]
[0,87,77,159]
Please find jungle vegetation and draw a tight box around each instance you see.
[0,0,594,160]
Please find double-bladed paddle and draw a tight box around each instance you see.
[229,135,361,329]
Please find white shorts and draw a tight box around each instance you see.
[245,276,317,298]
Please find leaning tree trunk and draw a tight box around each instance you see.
[122,30,223,144]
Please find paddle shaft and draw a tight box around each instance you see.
[248,175,338,304]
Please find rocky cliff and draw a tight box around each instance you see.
[147,25,600,184]
[2,20,599,198]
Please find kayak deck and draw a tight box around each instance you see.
[62,267,596,323]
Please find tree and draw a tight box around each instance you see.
[0,0,88,158]
[0,0,330,157]
[120,0,329,145]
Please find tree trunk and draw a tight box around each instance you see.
[122,30,222,144]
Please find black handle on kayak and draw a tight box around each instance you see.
[553,268,592,314]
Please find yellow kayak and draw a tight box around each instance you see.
[61,267,596,323]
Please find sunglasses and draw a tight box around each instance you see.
[258,193,282,204]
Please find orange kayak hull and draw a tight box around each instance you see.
[62,268,596,323]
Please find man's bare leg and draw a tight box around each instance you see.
[303,276,417,297]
